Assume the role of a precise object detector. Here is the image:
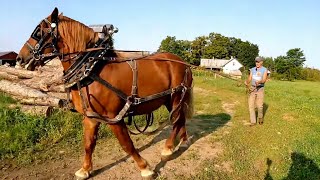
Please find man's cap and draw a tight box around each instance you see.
[255,57,264,62]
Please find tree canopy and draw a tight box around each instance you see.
[158,33,259,68]
[274,48,306,81]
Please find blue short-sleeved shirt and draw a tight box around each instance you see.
[250,66,267,87]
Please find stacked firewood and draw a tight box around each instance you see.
[0,58,68,116]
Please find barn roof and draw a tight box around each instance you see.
[0,51,15,56]
[0,51,18,60]
[201,59,229,68]
[200,58,243,69]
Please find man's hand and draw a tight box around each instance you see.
[255,81,260,86]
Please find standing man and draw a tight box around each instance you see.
[245,57,268,126]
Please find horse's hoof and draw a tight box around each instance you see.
[141,168,154,179]
[75,168,90,180]
[161,148,173,161]
[161,148,173,157]
[179,140,190,149]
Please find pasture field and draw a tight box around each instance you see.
[1,70,320,179]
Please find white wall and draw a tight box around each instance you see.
[223,59,243,74]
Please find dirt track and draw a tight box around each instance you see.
[1,89,235,180]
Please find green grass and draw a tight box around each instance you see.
[1,70,320,179]
[0,94,82,164]
[0,92,113,165]
[191,72,320,179]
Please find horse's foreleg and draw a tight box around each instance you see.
[75,117,100,180]
[109,122,154,178]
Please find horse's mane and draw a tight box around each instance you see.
[57,15,100,53]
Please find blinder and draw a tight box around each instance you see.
[26,18,59,64]
[30,25,43,41]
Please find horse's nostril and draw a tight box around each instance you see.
[16,56,23,63]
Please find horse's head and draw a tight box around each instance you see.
[16,7,106,71]
[17,8,60,70]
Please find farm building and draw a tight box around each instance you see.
[200,57,243,78]
[0,51,17,66]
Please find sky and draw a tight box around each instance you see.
[0,0,319,69]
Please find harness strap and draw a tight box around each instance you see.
[126,60,138,96]
[76,74,132,124]
[135,85,184,105]
[85,100,132,124]
[129,117,169,135]
[89,73,128,101]
[77,81,88,112]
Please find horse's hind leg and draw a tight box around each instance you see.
[177,124,190,148]
[162,113,186,158]
[162,96,188,158]
[109,121,154,178]
[75,117,100,179]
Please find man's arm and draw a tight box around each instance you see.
[256,69,268,85]
[245,71,252,86]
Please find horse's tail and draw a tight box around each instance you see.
[183,67,194,120]
[183,86,194,120]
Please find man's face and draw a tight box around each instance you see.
[255,61,263,68]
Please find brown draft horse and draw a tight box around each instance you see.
[17,8,193,179]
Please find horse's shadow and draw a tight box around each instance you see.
[91,113,231,178]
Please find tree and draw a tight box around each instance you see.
[176,39,192,63]
[236,41,259,69]
[228,37,242,58]
[286,48,306,67]
[203,33,230,59]
[158,36,179,54]
[301,67,320,81]
[263,57,275,72]
[158,36,192,63]
[274,48,306,81]
[190,36,208,65]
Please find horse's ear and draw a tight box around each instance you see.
[59,12,63,17]
[51,7,59,23]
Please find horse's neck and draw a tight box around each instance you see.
[59,30,99,71]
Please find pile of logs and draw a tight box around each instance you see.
[0,58,67,116]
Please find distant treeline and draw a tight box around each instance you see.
[157,33,258,69]
[158,33,319,81]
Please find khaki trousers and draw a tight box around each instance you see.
[248,87,264,124]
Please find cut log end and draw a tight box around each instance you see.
[9,104,54,117]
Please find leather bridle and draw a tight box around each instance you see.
[24,18,59,69]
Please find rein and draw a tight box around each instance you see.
[90,55,197,68]
[42,47,106,62]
